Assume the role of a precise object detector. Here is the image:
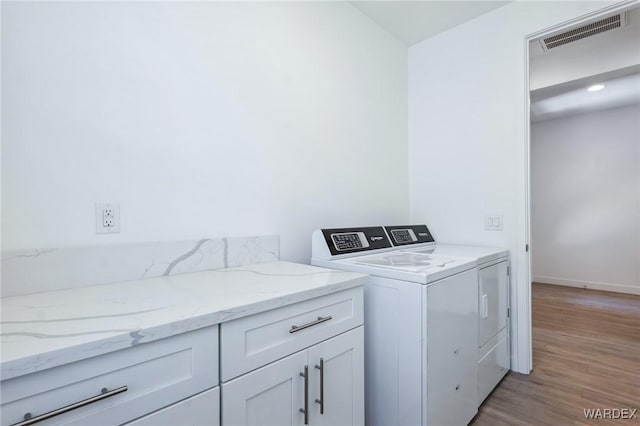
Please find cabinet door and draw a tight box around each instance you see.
[126,387,219,426]
[308,327,364,426]
[479,260,509,346]
[222,351,307,426]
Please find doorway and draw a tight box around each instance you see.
[524,2,640,422]
[528,6,640,296]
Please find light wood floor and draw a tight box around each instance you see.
[471,283,640,425]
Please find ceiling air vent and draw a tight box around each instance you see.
[540,13,626,51]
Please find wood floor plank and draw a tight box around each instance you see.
[471,283,640,425]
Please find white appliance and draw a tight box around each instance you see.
[312,225,480,426]
[400,244,511,404]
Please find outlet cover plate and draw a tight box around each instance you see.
[96,203,120,234]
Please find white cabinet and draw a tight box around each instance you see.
[221,287,363,382]
[221,287,364,426]
[1,283,364,426]
[308,329,364,426]
[426,269,478,426]
[477,259,510,404]
[222,351,307,426]
[222,328,363,426]
[1,326,218,426]
[126,387,220,426]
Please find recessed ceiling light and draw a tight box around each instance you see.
[587,84,605,92]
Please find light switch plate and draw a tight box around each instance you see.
[484,215,503,231]
[96,203,120,234]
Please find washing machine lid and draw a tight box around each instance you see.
[401,244,508,265]
[353,253,451,272]
[335,252,476,284]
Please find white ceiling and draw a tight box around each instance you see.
[350,1,511,46]
[529,6,640,122]
[529,7,640,58]
[530,69,640,122]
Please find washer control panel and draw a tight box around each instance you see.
[331,232,369,251]
[385,225,434,246]
[322,227,391,255]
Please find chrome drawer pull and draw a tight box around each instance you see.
[299,366,309,425]
[289,316,332,333]
[315,358,324,414]
[13,386,128,426]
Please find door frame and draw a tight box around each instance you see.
[520,0,639,373]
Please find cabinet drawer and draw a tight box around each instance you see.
[126,387,219,426]
[221,287,363,381]
[1,326,218,426]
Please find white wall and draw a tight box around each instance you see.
[1,1,409,263]
[531,105,640,294]
[408,0,622,373]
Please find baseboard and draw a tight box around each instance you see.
[533,276,640,295]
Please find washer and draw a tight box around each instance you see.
[312,225,480,426]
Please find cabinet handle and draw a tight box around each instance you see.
[300,365,309,425]
[12,386,128,426]
[315,358,324,414]
[290,316,332,334]
[455,384,461,391]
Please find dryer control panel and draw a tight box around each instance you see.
[322,227,392,256]
[385,224,435,246]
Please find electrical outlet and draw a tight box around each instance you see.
[96,203,120,234]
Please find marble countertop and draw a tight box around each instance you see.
[1,261,367,381]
